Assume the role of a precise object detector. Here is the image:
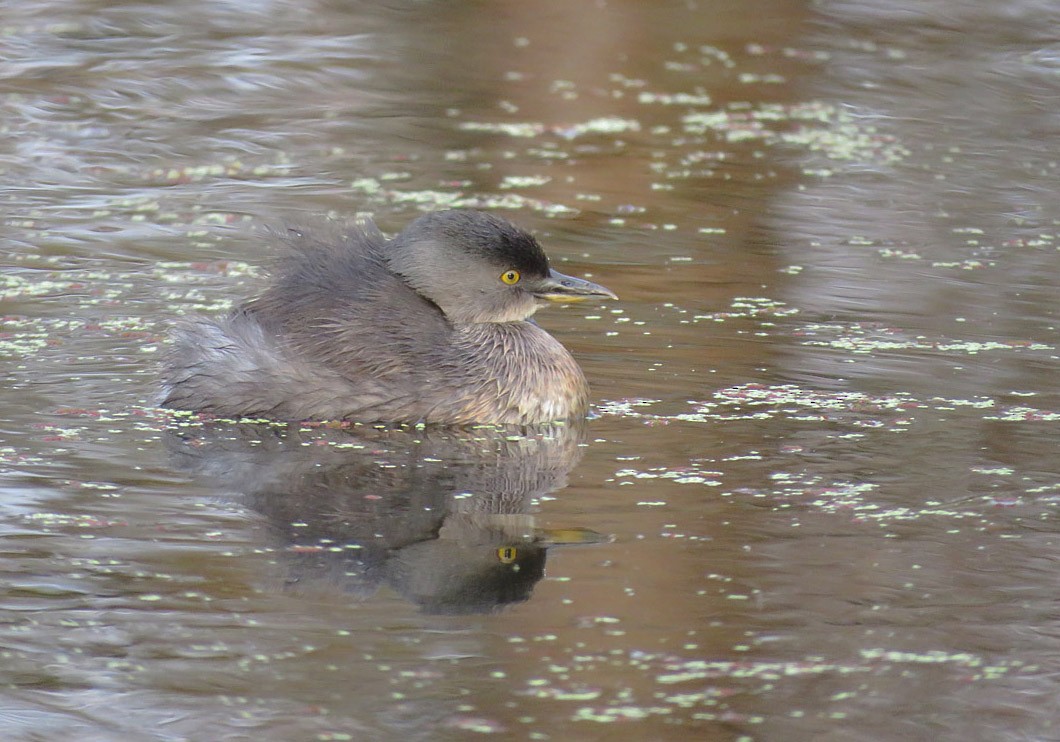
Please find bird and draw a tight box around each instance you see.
[160,209,617,425]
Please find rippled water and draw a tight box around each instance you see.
[2,1,1059,739]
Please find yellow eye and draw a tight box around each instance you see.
[500,270,520,285]
[497,546,517,563]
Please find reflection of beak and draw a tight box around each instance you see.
[534,527,614,545]
[532,269,618,303]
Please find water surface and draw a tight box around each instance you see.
[2,1,1059,739]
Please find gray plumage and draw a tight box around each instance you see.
[160,210,616,425]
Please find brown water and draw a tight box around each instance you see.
[3,1,1059,740]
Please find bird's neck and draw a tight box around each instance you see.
[450,322,590,424]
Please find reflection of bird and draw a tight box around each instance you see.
[166,421,610,614]
[161,210,616,424]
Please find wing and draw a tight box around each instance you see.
[248,218,454,376]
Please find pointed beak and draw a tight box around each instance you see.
[534,527,615,545]
[532,269,618,303]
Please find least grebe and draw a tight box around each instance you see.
[161,209,616,424]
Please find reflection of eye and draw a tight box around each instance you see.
[500,270,521,285]
[497,546,517,563]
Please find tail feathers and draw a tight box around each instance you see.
[160,316,326,418]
